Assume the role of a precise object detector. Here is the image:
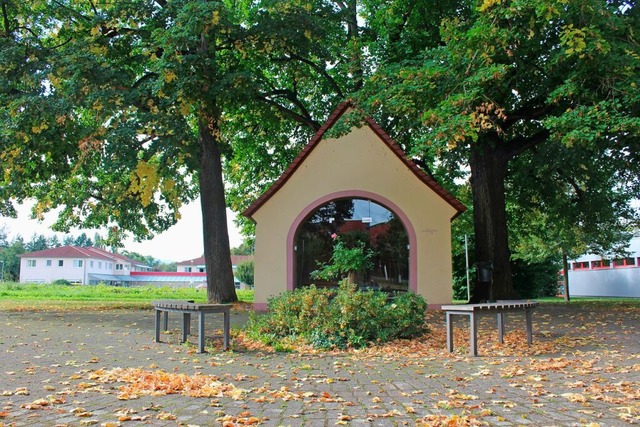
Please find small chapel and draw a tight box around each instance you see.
[243,101,466,310]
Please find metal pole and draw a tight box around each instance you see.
[465,235,470,301]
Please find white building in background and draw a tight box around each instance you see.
[19,246,252,289]
[177,255,253,288]
[567,234,640,298]
[19,246,150,285]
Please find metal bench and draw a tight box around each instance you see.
[153,300,232,353]
[441,300,538,356]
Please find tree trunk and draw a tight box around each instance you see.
[468,141,518,302]
[198,113,237,304]
[562,251,570,302]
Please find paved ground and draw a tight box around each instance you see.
[1,303,640,426]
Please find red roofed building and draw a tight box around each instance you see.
[19,246,252,288]
[19,246,151,285]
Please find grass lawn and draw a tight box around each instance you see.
[0,282,253,311]
[2,282,638,312]
[454,295,640,308]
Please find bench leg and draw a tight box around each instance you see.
[155,309,161,343]
[198,312,206,353]
[469,313,478,356]
[163,311,168,331]
[446,312,454,352]
[525,309,533,345]
[181,313,191,343]
[497,313,505,344]
[223,311,230,350]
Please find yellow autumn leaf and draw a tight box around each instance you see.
[164,70,177,83]
[156,411,176,420]
[479,0,502,12]
[561,392,588,403]
[31,123,48,134]
[180,101,191,116]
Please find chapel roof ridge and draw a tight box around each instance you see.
[242,99,466,219]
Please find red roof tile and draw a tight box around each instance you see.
[19,246,113,260]
[177,255,253,266]
[242,100,466,219]
[176,256,205,265]
[230,255,253,265]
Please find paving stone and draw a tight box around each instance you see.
[1,305,639,426]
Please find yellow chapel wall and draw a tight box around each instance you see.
[252,123,458,308]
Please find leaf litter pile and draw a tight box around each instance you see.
[1,304,640,426]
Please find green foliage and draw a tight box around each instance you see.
[0,237,25,281]
[452,257,560,300]
[511,259,560,299]
[52,279,72,286]
[358,0,640,299]
[235,260,254,286]
[231,239,254,256]
[310,236,374,282]
[246,283,428,349]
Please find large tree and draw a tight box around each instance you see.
[0,0,283,302]
[2,0,381,302]
[359,0,640,300]
[225,0,467,224]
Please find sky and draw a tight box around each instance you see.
[0,199,244,262]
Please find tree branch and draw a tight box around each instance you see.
[503,99,553,128]
[278,53,344,99]
[1,0,11,38]
[132,72,158,89]
[88,0,98,15]
[257,94,321,131]
[260,88,317,125]
[411,157,436,179]
[503,128,550,161]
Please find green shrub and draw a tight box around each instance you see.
[236,260,254,287]
[245,282,428,349]
[52,279,72,286]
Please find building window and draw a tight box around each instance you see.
[295,198,409,290]
[109,263,113,269]
[591,259,611,269]
[58,260,64,267]
[198,267,205,273]
[27,260,36,267]
[125,264,129,270]
[73,260,83,268]
[613,257,636,268]
[186,267,192,272]
[573,261,590,270]
[98,261,102,269]
[46,260,52,267]
[116,264,123,271]
[90,261,94,268]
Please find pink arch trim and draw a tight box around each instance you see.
[286,190,418,293]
